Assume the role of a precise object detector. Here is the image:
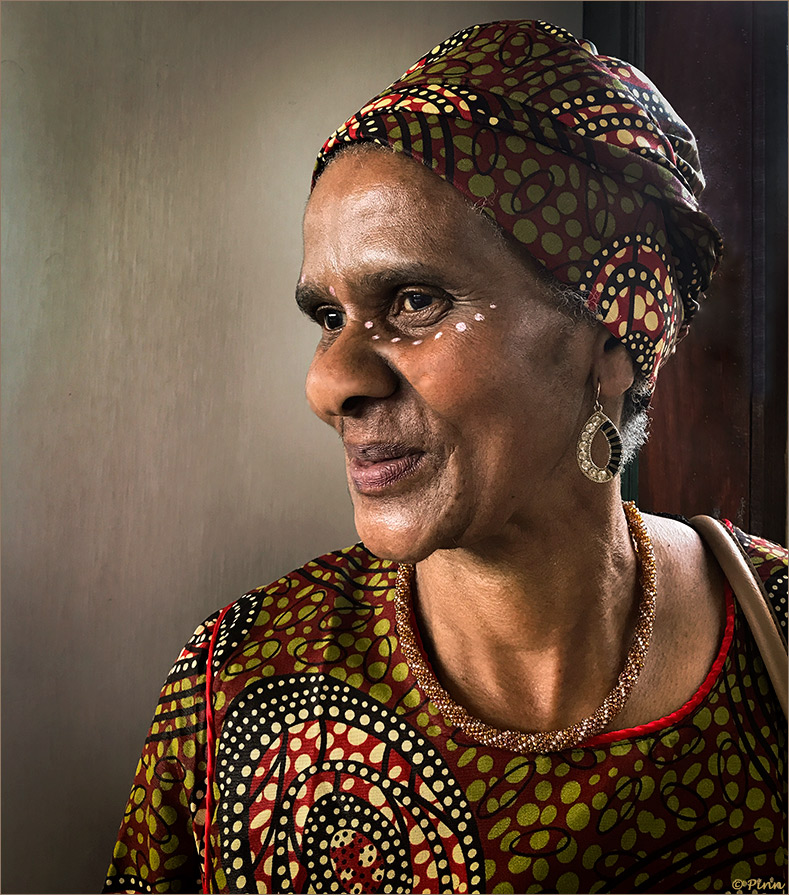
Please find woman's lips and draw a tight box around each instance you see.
[346,445,425,493]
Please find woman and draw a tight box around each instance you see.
[104,20,786,894]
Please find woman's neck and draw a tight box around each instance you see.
[411,496,640,733]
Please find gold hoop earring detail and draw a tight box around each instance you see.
[577,384,623,483]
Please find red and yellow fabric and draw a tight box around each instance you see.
[314,20,724,387]
[104,526,786,894]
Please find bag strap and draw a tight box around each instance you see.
[690,514,787,718]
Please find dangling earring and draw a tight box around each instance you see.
[577,383,623,483]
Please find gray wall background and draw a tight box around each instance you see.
[1,3,582,892]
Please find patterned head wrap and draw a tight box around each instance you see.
[313,20,723,386]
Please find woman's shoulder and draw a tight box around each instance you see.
[622,511,784,728]
[642,510,786,639]
[168,544,398,683]
[642,510,786,577]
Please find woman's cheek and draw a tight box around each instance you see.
[404,324,504,405]
[361,303,503,400]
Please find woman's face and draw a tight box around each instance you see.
[299,149,601,563]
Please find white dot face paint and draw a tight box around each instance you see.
[434,331,443,340]
[474,313,485,322]
[329,286,336,296]
[371,334,380,340]
[364,321,373,329]
[489,303,497,309]
[412,340,423,346]
[391,337,401,343]
[455,321,467,332]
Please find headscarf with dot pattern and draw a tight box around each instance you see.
[313,20,723,386]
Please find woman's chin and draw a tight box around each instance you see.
[353,509,440,565]
[357,529,434,565]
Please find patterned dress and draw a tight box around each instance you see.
[104,523,786,894]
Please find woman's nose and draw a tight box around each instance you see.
[305,326,399,423]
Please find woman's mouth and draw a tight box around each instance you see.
[345,444,425,493]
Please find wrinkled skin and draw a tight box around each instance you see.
[299,147,631,563]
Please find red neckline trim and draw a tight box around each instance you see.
[582,581,735,745]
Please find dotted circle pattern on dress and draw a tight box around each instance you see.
[215,674,484,893]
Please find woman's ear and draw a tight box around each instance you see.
[592,328,636,402]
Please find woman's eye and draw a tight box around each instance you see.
[318,307,346,331]
[403,293,435,312]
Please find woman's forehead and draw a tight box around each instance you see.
[303,149,513,272]
[308,148,461,217]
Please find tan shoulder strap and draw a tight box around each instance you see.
[690,514,787,718]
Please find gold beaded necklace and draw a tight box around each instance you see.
[393,501,657,754]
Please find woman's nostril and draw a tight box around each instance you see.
[341,395,365,415]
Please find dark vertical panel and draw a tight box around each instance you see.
[636,1,786,541]
[584,1,786,540]
[751,3,788,541]
[582,0,644,67]
[640,2,752,527]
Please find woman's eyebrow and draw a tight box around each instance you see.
[296,264,457,312]
[295,283,324,315]
[356,264,451,291]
